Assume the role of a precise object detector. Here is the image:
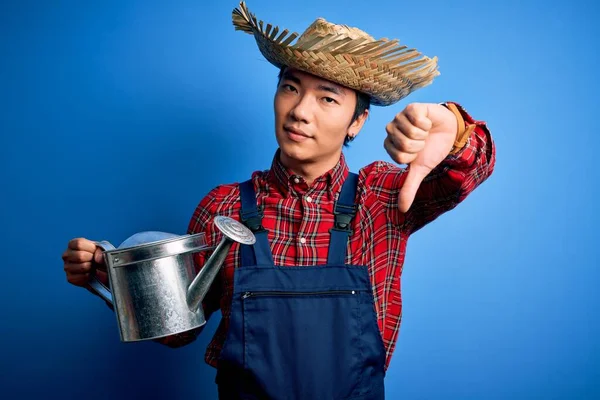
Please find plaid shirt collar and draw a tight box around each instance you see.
[267,149,349,200]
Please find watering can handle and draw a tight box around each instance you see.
[87,240,116,305]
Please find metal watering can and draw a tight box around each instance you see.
[88,216,255,342]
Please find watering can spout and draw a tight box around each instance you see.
[186,216,256,312]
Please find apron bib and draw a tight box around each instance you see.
[216,173,386,399]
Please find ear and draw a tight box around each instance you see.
[347,109,369,139]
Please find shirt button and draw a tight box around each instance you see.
[293,177,300,184]
[306,196,312,203]
[299,237,306,244]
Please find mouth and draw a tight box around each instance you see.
[284,126,311,142]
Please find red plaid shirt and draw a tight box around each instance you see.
[162,103,495,370]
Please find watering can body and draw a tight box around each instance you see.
[88,216,255,342]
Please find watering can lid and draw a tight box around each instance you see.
[118,231,183,249]
[104,231,209,267]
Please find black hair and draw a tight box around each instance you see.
[277,68,370,146]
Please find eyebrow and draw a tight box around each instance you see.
[317,84,345,97]
[281,71,301,85]
[281,71,346,97]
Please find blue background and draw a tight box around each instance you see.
[2,0,599,398]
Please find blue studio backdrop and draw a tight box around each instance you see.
[2,0,599,399]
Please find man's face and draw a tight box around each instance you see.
[274,68,366,167]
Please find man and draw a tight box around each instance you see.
[62,2,495,398]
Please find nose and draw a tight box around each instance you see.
[289,93,313,124]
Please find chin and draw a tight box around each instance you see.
[277,139,315,163]
[280,143,312,162]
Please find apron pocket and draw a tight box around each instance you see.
[241,289,364,399]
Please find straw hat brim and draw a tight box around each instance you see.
[232,2,440,106]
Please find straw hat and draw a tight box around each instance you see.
[232,1,440,106]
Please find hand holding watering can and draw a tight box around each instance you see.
[62,216,255,342]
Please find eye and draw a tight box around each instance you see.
[281,84,297,93]
[322,97,338,104]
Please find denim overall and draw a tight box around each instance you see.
[215,173,386,399]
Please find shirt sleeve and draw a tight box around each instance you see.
[403,102,496,235]
[152,187,224,348]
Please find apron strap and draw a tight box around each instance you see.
[239,179,274,267]
[327,173,359,265]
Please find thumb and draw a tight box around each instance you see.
[398,165,430,213]
[93,246,105,267]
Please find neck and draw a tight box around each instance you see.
[279,150,342,186]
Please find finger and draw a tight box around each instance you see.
[64,261,93,274]
[398,165,431,213]
[386,119,426,154]
[68,238,97,253]
[62,249,95,263]
[384,137,418,165]
[67,272,91,287]
[384,123,426,155]
[389,112,428,141]
[93,247,105,266]
[404,103,433,132]
[388,131,426,155]
[384,136,399,160]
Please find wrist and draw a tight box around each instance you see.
[441,102,473,154]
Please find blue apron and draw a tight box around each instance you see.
[215,173,386,399]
